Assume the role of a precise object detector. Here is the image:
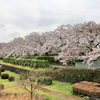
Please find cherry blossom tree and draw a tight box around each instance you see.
[57,21,100,65]
[0,21,100,65]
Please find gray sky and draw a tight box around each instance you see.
[0,0,100,43]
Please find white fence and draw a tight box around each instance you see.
[75,61,100,69]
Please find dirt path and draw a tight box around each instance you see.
[15,78,85,100]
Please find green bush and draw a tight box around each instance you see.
[25,56,35,59]
[3,57,17,64]
[9,58,17,64]
[33,63,38,68]
[0,56,3,60]
[55,69,100,83]
[0,84,4,90]
[8,76,15,81]
[24,59,32,66]
[1,73,9,79]
[34,68,100,84]
[34,60,49,68]
[15,59,23,65]
[20,73,28,80]
[0,67,5,72]
[37,77,52,85]
[53,66,57,70]
[37,56,48,60]
[37,56,59,63]
[48,56,55,63]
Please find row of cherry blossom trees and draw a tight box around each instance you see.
[0,21,100,64]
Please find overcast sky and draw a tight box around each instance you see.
[0,0,100,43]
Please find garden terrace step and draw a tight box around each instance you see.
[73,82,100,97]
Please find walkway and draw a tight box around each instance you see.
[15,78,84,100]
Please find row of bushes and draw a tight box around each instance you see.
[3,56,59,63]
[32,68,100,84]
[0,56,4,60]
[3,57,49,68]
[37,56,59,63]
[0,71,15,81]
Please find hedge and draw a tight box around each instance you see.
[33,60,49,68]
[48,56,59,63]
[55,69,100,83]
[22,59,32,66]
[3,57,17,63]
[0,56,3,60]
[37,56,48,60]
[37,56,59,63]
[3,57,49,68]
[33,68,100,84]
[25,56,35,59]
[15,59,23,65]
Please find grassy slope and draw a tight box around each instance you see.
[42,81,72,95]
[0,70,67,100]
[0,70,26,93]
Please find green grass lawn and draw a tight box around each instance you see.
[33,80,73,95]
[0,70,85,100]
[42,81,72,95]
[0,70,26,93]
[0,71,66,100]
[1,70,20,78]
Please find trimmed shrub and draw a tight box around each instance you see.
[33,68,100,84]
[9,58,17,64]
[8,76,15,81]
[53,66,57,70]
[25,56,35,59]
[3,57,16,63]
[37,56,59,63]
[34,60,49,68]
[48,56,55,63]
[24,59,32,66]
[0,84,4,90]
[33,63,38,68]
[0,67,5,72]
[29,76,36,82]
[37,56,48,60]
[20,73,28,80]
[37,77,52,85]
[15,59,23,65]
[1,73,9,79]
[0,56,3,60]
